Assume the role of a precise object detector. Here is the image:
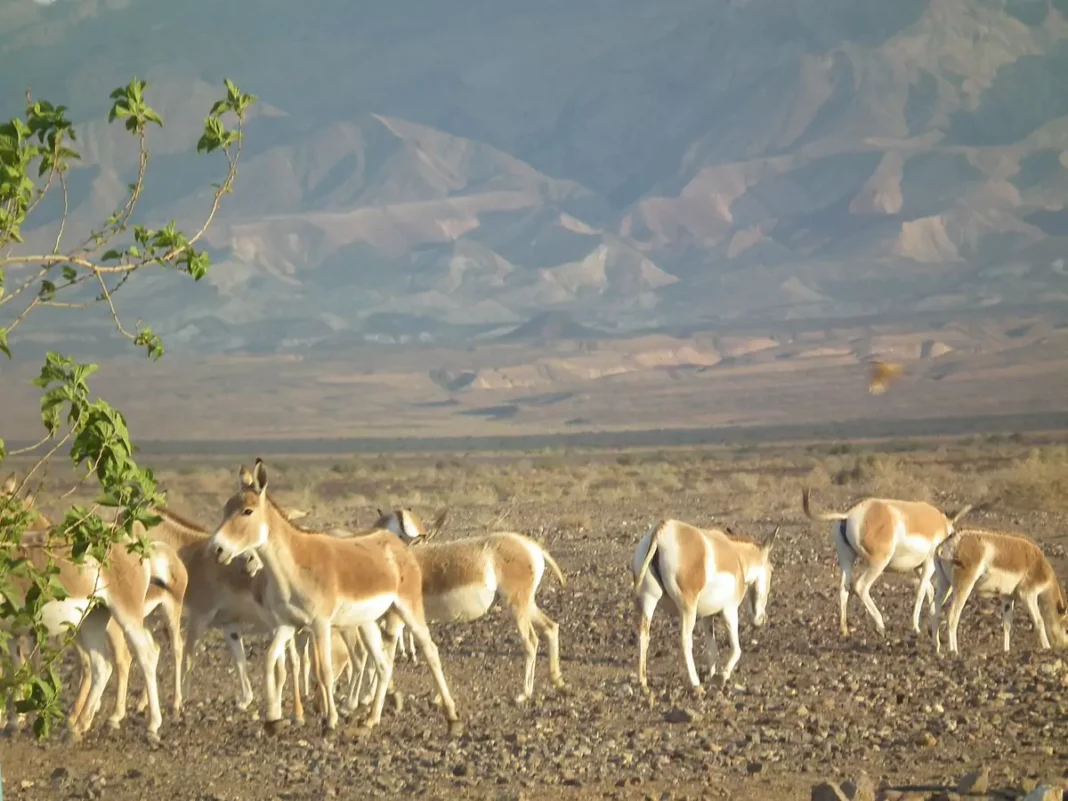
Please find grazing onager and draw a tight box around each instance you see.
[371,509,568,704]
[931,528,1068,655]
[207,460,461,735]
[801,488,971,637]
[631,519,777,694]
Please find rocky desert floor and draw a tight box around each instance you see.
[3,438,1068,800]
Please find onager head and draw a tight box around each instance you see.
[748,527,779,628]
[209,461,273,566]
[725,524,779,628]
[371,508,448,545]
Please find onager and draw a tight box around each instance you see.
[931,528,1068,655]
[0,476,172,741]
[207,460,461,735]
[801,488,972,637]
[378,509,568,704]
[632,519,777,694]
[132,504,304,720]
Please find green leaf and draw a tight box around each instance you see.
[0,327,9,359]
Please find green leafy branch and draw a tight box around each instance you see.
[0,77,255,738]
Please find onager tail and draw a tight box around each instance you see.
[540,545,567,589]
[634,521,668,592]
[801,488,848,522]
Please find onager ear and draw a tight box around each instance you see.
[1,473,17,496]
[427,509,449,540]
[949,504,973,526]
[238,464,255,490]
[253,459,268,495]
[763,525,781,551]
[282,507,309,521]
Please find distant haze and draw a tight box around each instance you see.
[1,0,1067,441]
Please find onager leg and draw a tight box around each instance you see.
[1001,597,1015,653]
[530,606,565,692]
[512,608,540,705]
[930,564,953,655]
[311,620,339,731]
[263,625,295,732]
[286,635,305,724]
[105,618,132,730]
[718,604,743,685]
[701,616,719,682]
[70,609,118,739]
[223,626,256,710]
[636,593,659,692]
[852,556,892,636]
[1022,591,1051,650]
[389,603,459,734]
[911,557,937,635]
[946,569,981,654]
[677,604,702,695]
[112,610,162,741]
[833,524,856,637]
[67,641,95,735]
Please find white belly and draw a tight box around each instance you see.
[887,533,935,572]
[974,566,1022,597]
[695,573,741,618]
[40,599,94,638]
[425,585,496,623]
[332,594,395,629]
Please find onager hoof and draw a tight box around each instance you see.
[360,716,378,731]
[447,719,464,739]
[106,716,123,731]
[146,730,162,746]
[391,691,404,714]
[264,718,286,737]
[691,685,706,699]
[514,692,531,706]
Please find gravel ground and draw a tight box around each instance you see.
[3,501,1068,801]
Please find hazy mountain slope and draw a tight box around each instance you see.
[3,0,1068,356]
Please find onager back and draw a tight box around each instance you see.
[207,460,461,735]
[631,519,777,694]
[802,488,971,637]
[931,528,1068,655]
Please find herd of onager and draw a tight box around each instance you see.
[1,459,1066,744]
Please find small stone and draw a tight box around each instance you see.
[663,707,701,724]
[811,782,849,801]
[746,762,764,775]
[957,766,989,794]
[1021,787,1062,801]
[20,780,34,789]
[452,763,469,778]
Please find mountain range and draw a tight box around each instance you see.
[2,0,1068,440]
